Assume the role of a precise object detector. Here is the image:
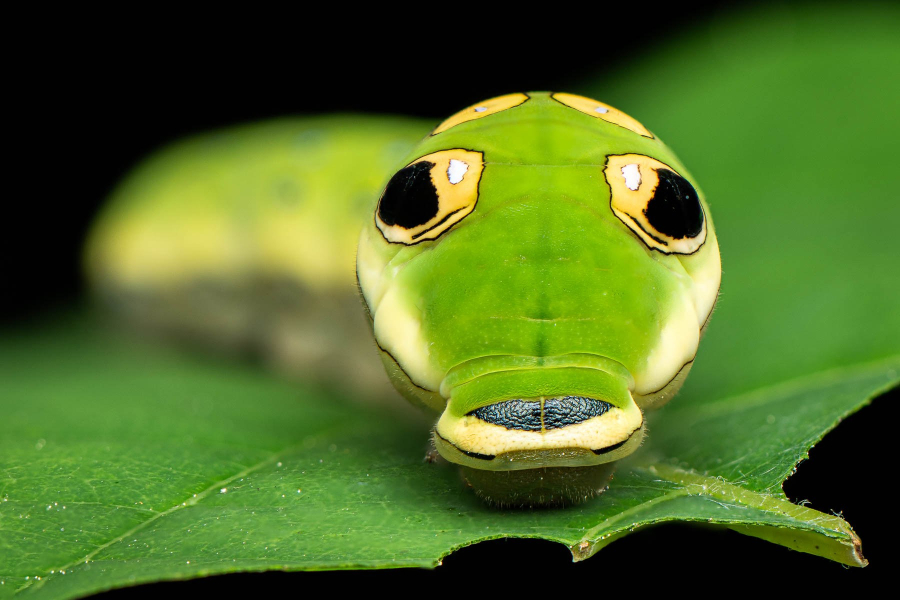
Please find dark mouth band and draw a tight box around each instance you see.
[468,396,613,432]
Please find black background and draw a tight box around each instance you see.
[7,2,897,593]
[7,4,727,321]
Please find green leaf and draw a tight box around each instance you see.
[0,319,897,600]
[3,4,900,599]
[583,2,900,405]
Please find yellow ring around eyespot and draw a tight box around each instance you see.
[552,92,654,138]
[605,153,707,255]
[376,149,485,245]
[431,93,530,135]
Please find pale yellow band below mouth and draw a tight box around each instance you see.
[433,423,645,471]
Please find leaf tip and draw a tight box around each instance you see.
[570,540,593,562]
[851,532,868,568]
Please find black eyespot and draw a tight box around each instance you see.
[605,154,708,254]
[644,169,704,240]
[375,149,484,245]
[377,161,439,229]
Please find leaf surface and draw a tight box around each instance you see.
[3,4,900,599]
[0,321,896,599]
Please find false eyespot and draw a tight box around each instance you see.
[605,153,706,254]
[375,149,484,245]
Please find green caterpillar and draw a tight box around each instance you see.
[85,116,429,395]
[87,93,720,506]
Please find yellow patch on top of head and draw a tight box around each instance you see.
[431,93,529,135]
[552,92,654,138]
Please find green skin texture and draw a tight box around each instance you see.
[359,92,718,471]
[86,116,428,292]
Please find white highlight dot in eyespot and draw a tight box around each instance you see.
[447,159,468,184]
[595,106,609,114]
[474,106,487,113]
[622,164,641,191]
